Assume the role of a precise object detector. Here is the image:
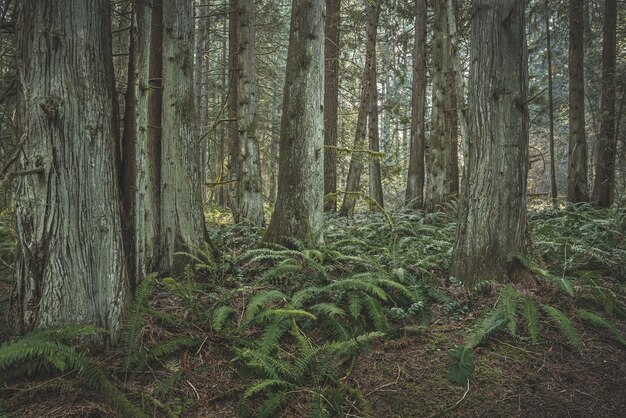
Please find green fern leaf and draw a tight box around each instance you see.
[500,285,519,335]
[448,345,474,385]
[577,310,626,348]
[541,304,582,349]
[522,297,540,343]
[245,290,287,324]
[244,378,290,399]
[465,308,505,349]
[212,305,236,332]
[308,303,346,319]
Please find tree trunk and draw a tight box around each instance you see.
[147,0,163,270]
[227,0,239,215]
[452,0,530,287]
[122,0,155,284]
[405,0,427,209]
[264,0,324,246]
[233,0,264,225]
[324,0,340,212]
[160,0,206,271]
[368,51,384,209]
[14,0,130,343]
[591,0,617,208]
[194,2,208,200]
[339,0,379,216]
[546,15,558,209]
[426,0,459,212]
[567,0,589,203]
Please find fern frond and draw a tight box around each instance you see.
[541,304,582,349]
[464,308,505,349]
[212,305,236,332]
[448,345,474,385]
[256,308,317,323]
[500,285,519,335]
[577,310,626,348]
[259,319,290,353]
[308,303,346,319]
[522,297,540,343]
[245,290,287,324]
[244,379,291,399]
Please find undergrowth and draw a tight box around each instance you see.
[0,203,625,416]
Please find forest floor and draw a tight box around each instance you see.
[0,203,625,417]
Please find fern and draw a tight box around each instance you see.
[577,310,626,348]
[500,285,519,335]
[0,327,146,418]
[212,305,236,332]
[522,297,540,343]
[244,290,287,324]
[448,345,474,385]
[120,274,157,357]
[541,304,582,349]
[464,308,506,349]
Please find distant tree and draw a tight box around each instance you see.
[546,14,558,209]
[14,0,130,343]
[160,0,206,270]
[324,0,340,212]
[405,0,427,209]
[591,0,617,207]
[368,50,384,209]
[340,0,380,216]
[264,0,324,245]
[426,0,460,211]
[232,0,264,225]
[452,0,530,287]
[567,0,589,203]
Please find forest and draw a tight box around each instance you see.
[0,0,625,416]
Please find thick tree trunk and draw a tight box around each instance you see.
[264,0,324,246]
[233,0,264,225]
[160,0,206,271]
[324,0,340,212]
[591,0,617,208]
[452,0,530,287]
[426,0,459,211]
[339,0,379,216]
[368,53,384,208]
[567,0,589,203]
[546,15,558,209]
[14,0,130,343]
[406,0,427,209]
[123,0,155,284]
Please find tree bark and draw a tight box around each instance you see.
[567,0,589,203]
[123,0,155,284]
[546,15,558,209]
[406,0,427,209]
[147,0,163,270]
[452,0,530,287]
[426,0,459,212]
[226,0,239,214]
[14,0,130,343]
[324,0,340,212]
[160,0,206,271]
[368,49,384,209]
[233,0,264,225]
[591,0,617,208]
[339,0,379,216]
[264,0,324,246]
